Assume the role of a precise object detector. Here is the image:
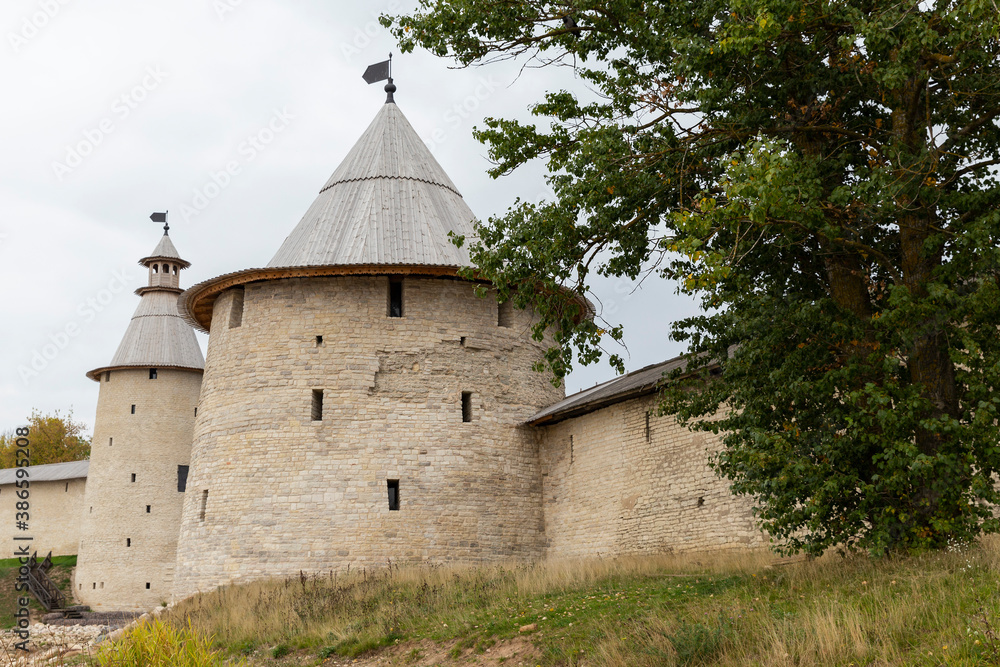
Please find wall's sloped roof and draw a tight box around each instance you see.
[528,356,691,425]
[530,346,736,425]
[0,460,88,485]
[268,102,477,269]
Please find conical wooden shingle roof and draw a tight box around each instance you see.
[140,233,191,268]
[267,102,477,268]
[179,98,487,332]
[88,234,204,380]
[149,233,181,260]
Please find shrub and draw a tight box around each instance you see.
[95,619,241,667]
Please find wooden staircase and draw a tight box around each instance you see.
[26,551,80,617]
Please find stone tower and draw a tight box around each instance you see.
[171,91,565,598]
[76,230,204,610]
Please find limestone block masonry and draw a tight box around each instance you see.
[539,395,765,557]
[172,275,564,599]
[0,478,85,557]
[75,368,202,610]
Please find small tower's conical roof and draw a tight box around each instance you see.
[267,102,477,268]
[88,234,204,380]
[140,232,190,267]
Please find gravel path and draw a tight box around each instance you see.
[0,609,153,665]
[41,611,143,627]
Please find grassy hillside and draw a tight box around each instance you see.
[0,555,76,628]
[125,538,1000,666]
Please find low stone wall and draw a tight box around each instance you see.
[538,394,765,558]
[0,478,85,558]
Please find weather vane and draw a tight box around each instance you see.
[363,53,396,103]
[150,211,169,234]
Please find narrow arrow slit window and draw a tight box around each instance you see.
[388,278,403,317]
[387,479,400,510]
[312,389,324,421]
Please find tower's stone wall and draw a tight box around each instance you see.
[0,478,85,557]
[172,275,563,598]
[538,395,765,558]
[75,368,202,610]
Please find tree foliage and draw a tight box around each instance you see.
[0,410,91,467]
[387,0,1000,555]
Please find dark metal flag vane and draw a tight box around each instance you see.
[363,54,396,104]
[150,211,169,234]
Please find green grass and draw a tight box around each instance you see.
[112,540,1000,665]
[0,554,76,628]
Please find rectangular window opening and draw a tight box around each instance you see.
[65,482,68,492]
[131,473,136,483]
[104,371,111,382]
[177,465,189,492]
[497,300,513,328]
[194,407,198,417]
[388,278,403,318]
[311,389,324,421]
[109,437,113,447]
[460,336,467,347]
[145,582,151,589]
[228,287,245,328]
[199,489,208,521]
[461,391,473,423]
[570,435,574,464]
[126,538,131,547]
[146,505,151,513]
[149,368,158,379]
[645,412,651,442]
[130,404,136,414]
[387,479,400,511]
[315,335,324,346]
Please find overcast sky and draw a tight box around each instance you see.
[0,0,700,436]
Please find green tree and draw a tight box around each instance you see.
[0,410,91,467]
[387,0,1000,555]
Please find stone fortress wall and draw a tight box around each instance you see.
[0,477,85,558]
[75,368,202,610]
[33,94,773,611]
[171,275,565,598]
[538,394,764,558]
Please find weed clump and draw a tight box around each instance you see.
[95,619,241,667]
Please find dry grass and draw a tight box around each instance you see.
[142,537,1000,665]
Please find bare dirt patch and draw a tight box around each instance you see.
[312,636,541,667]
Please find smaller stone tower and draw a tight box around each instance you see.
[75,228,204,610]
